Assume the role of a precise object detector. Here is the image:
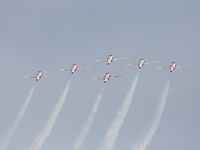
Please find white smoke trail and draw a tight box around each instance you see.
[0,85,35,150]
[74,88,104,150]
[28,81,71,150]
[132,80,170,150]
[99,74,139,150]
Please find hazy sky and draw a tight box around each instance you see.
[0,0,199,150]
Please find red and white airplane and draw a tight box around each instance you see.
[158,62,189,72]
[95,55,126,65]
[92,73,122,83]
[24,71,55,81]
[126,58,157,69]
[59,64,90,74]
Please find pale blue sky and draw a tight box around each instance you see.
[0,0,199,150]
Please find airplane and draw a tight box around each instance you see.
[95,55,126,65]
[126,58,157,69]
[92,73,122,83]
[59,64,90,74]
[24,71,55,81]
[158,62,189,72]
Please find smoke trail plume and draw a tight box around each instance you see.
[0,85,35,150]
[99,74,139,150]
[74,88,104,150]
[132,80,170,150]
[28,81,71,150]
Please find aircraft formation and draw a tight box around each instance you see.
[24,55,189,82]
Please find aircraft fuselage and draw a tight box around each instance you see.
[107,55,114,65]
[138,59,145,68]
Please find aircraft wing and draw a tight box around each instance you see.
[43,74,55,77]
[145,61,157,65]
[113,57,126,61]
[126,63,138,66]
[176,65,189,68]
[59,69,71,71]
[77,66,90,70]
[24,76,37,78]
[158,67,171,69]
[95,59,107,62]
[92,77,104,80]
[110,75,122,79]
